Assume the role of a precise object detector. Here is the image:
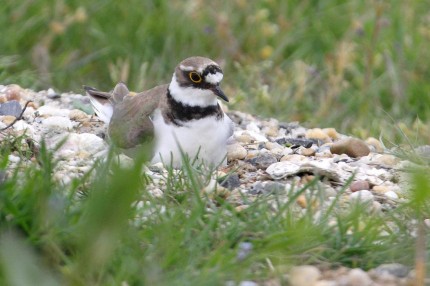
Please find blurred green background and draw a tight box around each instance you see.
[1,0,430,141]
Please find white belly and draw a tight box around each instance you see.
[151,110,233,167]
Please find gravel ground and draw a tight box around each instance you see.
[0,84,419,286]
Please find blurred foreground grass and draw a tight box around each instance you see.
[1,0,430,141]
[1,143,428,285]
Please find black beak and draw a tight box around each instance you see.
[211,85,229,102]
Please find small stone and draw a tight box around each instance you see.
[227,143,247,161]
[5,84,22,101]
[373,154,399,167]
[323,128,339,140]
[330,138,370,158]
[366,137,384,152]
[276,138,314,148]
[235,133,254,144]
[280,154,307,162]
[37,105,71,117]
[372,185,389,194]
[0,115,16,125]
[306,128,331,142]
[263,125,279,137]
[42,116,73,130]
[264,181,286,193]
[248,153,277,169]
[249,182,265,195]
[296,195,307,208]
[47,88,60,99]
[69,109,89,121]
[349,190,374,203]
[236,242,253,261]
[371,263,409,278]
[350,180,370,192]
[289,265,321,286]
[218,173,241,190]
[265,141,282,150]
[345,268,373,286]
[300,147,316,157]
[384,190,399,200]
[314,281,337,286]
[0,101,22,117]
[238,281,258,286]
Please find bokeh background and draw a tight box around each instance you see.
[2,0,430,141]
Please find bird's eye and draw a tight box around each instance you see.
[189,72,202,83]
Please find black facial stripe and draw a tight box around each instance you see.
[165,89,223,126]
[201,65,222,77]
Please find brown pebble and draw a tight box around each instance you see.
[323,127,339,140]
[306,128,331,142]
[0,115,16,125]
[330,138,370,158]
[5,84,22,102]
[350,180,370,192]
[372,185,390,194]
[301,147,316,156]
[296,195,307,208]
[0,94,6,103]
[366,137,384,152]
[69,109,89,121]
[227,143,247,161]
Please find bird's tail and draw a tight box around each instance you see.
[84,82,129,124]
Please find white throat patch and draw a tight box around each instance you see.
[205,72,223,85]
[169,74,218,107]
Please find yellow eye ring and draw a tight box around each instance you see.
[189,72,202,83]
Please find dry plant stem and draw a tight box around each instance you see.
[0,100,33,132]
[415,221,426,286]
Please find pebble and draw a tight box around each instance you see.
[276,138,314,148]
[37,105,71,117]
[372,185,389,194]
[0,115,16,125]
[330,138,370,158]
[306,128,331,142]
[300,147,316,157]
[343,268,373,286]
[264,181,286,193]
[218,173,241,190]
[323,128,339,140]
[349,180,370,192]
[370,263,409,278]
[69,109,89,121]
[365,137,384,152]
[248,153,277,169]
[384,190,399,200]
[289,265,321,286]
[4,84,23,101]
[0,101,22,117]
[349,190,374,203]
[227,143,247,161]
[42,116,74,130]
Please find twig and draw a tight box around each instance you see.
[0,100,33,132]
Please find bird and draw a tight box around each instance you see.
[84,56,234,168]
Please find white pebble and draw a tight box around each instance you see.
[37,105,70,117]
[42,116,73,130]
[289,265,321,286]
[345,268,373,286]
[384,191,399,200]
[349,190,374,203]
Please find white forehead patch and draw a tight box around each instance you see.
[179,65,195,71]
[205,72,223,84]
